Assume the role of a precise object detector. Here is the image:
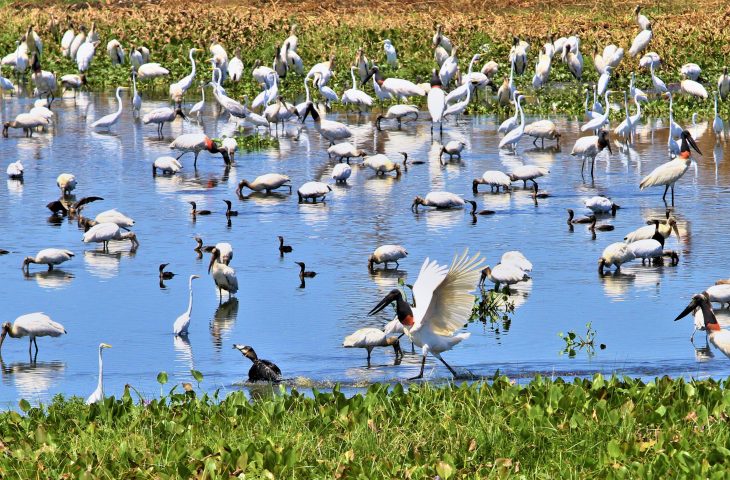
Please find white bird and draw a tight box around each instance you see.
[76,40,98,72]
[681,79,708,99]
[221,138,237,162]
[137,63,169,80]
[341,66,373,111]
[169,133,230,166]
[614,91,633,140]
[94,209,135,229]
[640,131,702,204]
[650,63,667,93]
[131,69,142,116]
[30,54,57,104]
[676,294,730,358]
[82,222,139,251]
[707,284,730,307]
[302,102,351,144]
[228,48,243,82]
[439,46,458,87]
[6,160,23,178]
[90,86,126,131]
[343,328,401,365]
[432,25,453,53]
[427,69,446,134]
[665,92,683,140]
[499,94,525,150]
[60,74,87,100]
[498,90,522,134]
[173,275,200,336]
[328,142,367,163]
[597,242,636,274]
[571,130,612,177]
[443,54,481,121]
[597,66,613,96]
[143,107,186,136]
[331,163,352,183]
[714,92,724,140]
[629,26,652,57]
[472,170,511,193]
[171,48,200,100]
[680,63,701,81]
[501,251,532,273]
[368,245,408,270]
[208,247,238,301]
[624,218,680,243]
[411,191,465,212]
[0,73,13,93]
[628,234,673,265]
[61,25,75,57]
[581,90,611,132]
[23,249,74,272]
[630,72,648,103]
[210,242,233,266]
[0,313,66,356]
[188,86,205,119]
[509,165,549,188]
[86,343,112,405]
[439,141,466,162]
[368,250,483,379]
[635,5,651,30]
[565,44,583,81]
[69,27,87,60]
[57,173,77,196]
[509,36,528,76]
[639,52,661,69]
[237,173,291,195]
[479,263,530,292]
[376,104,419,130]
[363,66,425,101]
[152,156,182,175]
[524,119,561,147]
[363,154,404,176]
[585,196,619,215]
[297,181,332,203]
[719,66,730,101]
[107,40,125,65]
[383,39,398,68]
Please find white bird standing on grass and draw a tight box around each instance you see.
[107,40,125,65]
[383,39,398,68]
[629,25,652,57]
[0,313,67,356]
[368,250,484,379]
[173,275,200,336]
[86,343,112,405]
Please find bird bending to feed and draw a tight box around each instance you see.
[343,328,402,365]
[411,192,465,212]
[439,141,466,162]
[152,156,182,175]
[368,250,483,379]
[237,174,292,195]
[640,130,702,205]
[233,344,282,382]
[328,142,367,163]
[189,201,211,216]
[208,247,238,300]
[375,104,419,130]
[368,245,408,271]
[331,163,352,183]
[173,275,199,336]
[169,134,231,167]
[472,170,511,193]
[0,313,66,356]
[82,222,139,251]
[676,294,730,358]
[23,249,74,272]
[585,196,619,216]
[278,236,292,254]
[598,242,636,275]
[297,182,331,203]
[159,263,175,280]
[479,263,530,293]
[295,262,316,278]
[86,343,112,405]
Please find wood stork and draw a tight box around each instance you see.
[328,142,367,163]
[6,160,23,179]
[524,119,561,147]
[306,54,334,87]
[509,165,549,189]
[297,182,332,203]
[499,93,525,151]
[478,263,530,292]
[107,40,124,65]
[571,130,612,177]
[411,192,465,212]
[714,92,724,140]
[439,46,458,87]
[597,66,613,96]
[208,247,238,301]
[427,69,446,134]
[143,107,186,137]
[362,66,425,101]
[627,222,679,265]
[137,63,169,80]
[76,40,99,73]
[60,74,86,100]
[565,44,582,81]
[439,141,466,162]
[237,174,291,195]
[23,249,74,272]
[86,343,111,405]
[90,87,127,131]
[57,173,77,196]
[152,156,182,175]
[598,242,636,274]
[61,24,75,57]
[69,26,86,60]
[376,105,418,130]
[634,5,651,30]
[383,39,398,68]
[624,217,679,243]
[227,48,243,82]
[509,36,528,76]
[341,66,374,112]
[501,251,532,273]
[82,222,139,251]
[2,113,48,137]
[355,48,370,84]
[585,196,619,216]
[30,54,56,105]
[581,90,612,132]
[232,345,282,382]
[94,209,134,229]
[363,154,404,176]
[343,328,402,365]
[472,170,511,193]
[331,163,352,183]
[432,25,453,53]
[629,25,652,57]
[169,133,230,166]
[676,294,730,358]
[640,130,702,204]
[368,250,483,379]
[0,313,66,356]
[443,54,481,121]
[368,245,408,271]
[302,102,352,144]
[707,284,730,307]
[719,66,730,101]
[173,275,200,336]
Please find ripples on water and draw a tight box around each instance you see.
[1,91,729,406]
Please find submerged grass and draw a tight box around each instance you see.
[2,375,730,477]
[1,0,729,118]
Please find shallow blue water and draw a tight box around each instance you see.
[0,90,729,408]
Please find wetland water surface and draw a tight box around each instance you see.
[1,92,729,407]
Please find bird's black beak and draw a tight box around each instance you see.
[687,134,702,155]
[362,68,375,84]
[368,290,400,316]
[207,253,216,274]
[675,297,699,321]
[606,139,613,155]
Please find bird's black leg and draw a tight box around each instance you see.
[662,184,669,203]
[409,355,426,380]
[366,349,371,367]
[436,355,458,377]
[33,337,39,354]
[671,185,675,206]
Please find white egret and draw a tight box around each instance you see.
[173,275,200,336]
[581,90,611,132]
[341,66,373,111]
[443,54,481,121]
[188,86,205,119]
[301,102,352,144]
[630,72,648,103]
[714,92,724,140]
[0,313,66,356]
[90,87,126,131]
[439,46,458,87]
[383,39,398,68]
[499,94,525,151]
[362,66,425,101]
[86,343,112,405]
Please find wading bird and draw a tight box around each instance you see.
[86,343,111,405]
[363,66,425,101]
[472,171,512,193]
[640,130,702,204]
[208,247,238,301]
[343,328,402,365]
[368,250,483,379]
[479,263,530,292]
[368,245,407,271]
[173,275,200,336]
[233,345,282,382]
[376,105,418,130]
[82,222,139,251]
[23,249,74,272]
[237,174,291,195]
[90,86,127,131]
[331,163,352,183]
[411,192,465,212]
[676,293,730,358]
[328,142,367,163]
[297,181,331,203]
[301,102,351,144]
[152,156,182,175]
[598,242,636,274]
[0,313,66,356]
[142,107,186,137]
[571,130,612,177]
[169,134,230,167]
[439,141,466,162]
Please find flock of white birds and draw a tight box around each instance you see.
[1,5,730,398]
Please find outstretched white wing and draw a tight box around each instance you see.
[412,250,484,336]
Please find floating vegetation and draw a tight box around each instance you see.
[559,322,607,358]
[470,287,515,327]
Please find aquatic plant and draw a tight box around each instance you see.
[559,322,606,358]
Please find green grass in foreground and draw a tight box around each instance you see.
[2,375,730,478]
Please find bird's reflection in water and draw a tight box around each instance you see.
[173,335,194,373]
[237,191,290,205]
[0,355,66,401]
[369,268,408,290]
[692,337,714,362]
[599,270,636,300]
[23,269,74,289]
[84,250,123,279]
[210,297,239,350]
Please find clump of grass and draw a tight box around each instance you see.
[4,373,730,477]
[215,133,279,153]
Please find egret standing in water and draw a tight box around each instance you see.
[173,275,200,336]
[86,343,112,405]
[90,87,127,131]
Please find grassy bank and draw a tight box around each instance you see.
[2,375,730,477]
[0,0,728,118]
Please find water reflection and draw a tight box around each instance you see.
[210,297,239,350]
[23,269,74,289]
[173,335,194,372]
[0,356,65,401]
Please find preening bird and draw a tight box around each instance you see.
[233,345,282,382]
[173,275,200,336]
[86,343,112,405]
[368,250,483,379]
[343,328,402,365]
[0,313,66,356]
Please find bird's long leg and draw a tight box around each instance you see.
[581,158,586,176]
[671,185,675,206]
[591,157,595,178]
[33,337,39,355]
[435,354,458,377]
[662,184,669,202]
[28,338,32,356]
[366,349,372,367]
[194,152,199,168]
[409,355,426,380]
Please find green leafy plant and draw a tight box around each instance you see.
[470,287,515,327]
[559,322,606,358]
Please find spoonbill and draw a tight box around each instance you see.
[0,313,66,356]
[571,130,612,177]
[639,130,702,204]
[368,245,408,271]
[297,181,331,203]
[232,345,282,382]
[343,328,402,365]
[86,343,111,405]
[367,250,484,379]
[238,174,291,195]
[173,275,200,336]
[90,87,127,131]
[23,249,74,272]
[411,192,465,212]
[208,248,238,301]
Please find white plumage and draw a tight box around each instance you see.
[95,209,135,229]
[69,30,86,60]
[23,249,74,271]
[173,275,200,336]
[368,245,408,270]
[499,94,525,150]
[107,40,125,65]
[439,46,458,87]
[303,103,352,143]
[585,196,616,214]
[412,191,465,211]
[331,163,352,182]
[341,67,374,109]
[238,173,291,194]
[83,222,138,249]
[473,170,511,192]
[6,160,23,178]
[598,242,636,273]
[209,254,238,300]
[86,343,111,405]
[680,79,708,99]
[61,28,75,57]
[90,87,125,130]
[76,41,97,72]
[228,50,243,82]
[707,285,730,306]
[383,39,398,68]
[153,156,182,175]
[501,251,532,273]
[628,239,663,262]
[343,328,400,364]
[137,63,169,80]
[680,63,701,81]
[639,52,660,69]
[509,165,549,186]
[363,154,402,175]
[328,142,366,162]
[480,263,530,289]
[524,119,560,145]
[0,313,67,354]
[629,28,652,57]
[297,181,332,202]
[57,173,77,195]
[714,92,724,138]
